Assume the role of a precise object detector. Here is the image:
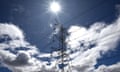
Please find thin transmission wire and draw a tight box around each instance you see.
[67,29,120,44]
[69,29,120,49]
[67,11,117,42]
[43,0,111,49]
[67,8,115,34]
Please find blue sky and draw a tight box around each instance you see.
[0,0,120,72]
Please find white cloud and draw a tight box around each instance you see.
[66,16,120,72]
[95,62,120,72]
[0,23,24,40]
[35,16,120,72]
[0,23,43,72]
[0,16,120,72]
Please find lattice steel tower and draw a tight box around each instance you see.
[50,23,72,72]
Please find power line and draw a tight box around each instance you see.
[67,8,115,34]
[44,15,120,72]
[67,11,117,42]
[67,28,120,44]
[67,29,120,58]
[66,29,120,64]
[43,0,113,52]
[42,0,119,71]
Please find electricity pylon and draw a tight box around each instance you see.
[50,23,72,72]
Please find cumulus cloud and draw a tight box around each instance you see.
[36,16,120,72]
[0,17,120,72]
[66,16,120,72]
[0,23,43,72]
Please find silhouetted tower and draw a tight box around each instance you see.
[50,23,72,72]
[58,24,66,72]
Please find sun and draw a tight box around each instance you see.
[49,1,61,13]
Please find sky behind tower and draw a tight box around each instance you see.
[0,0,120,72]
